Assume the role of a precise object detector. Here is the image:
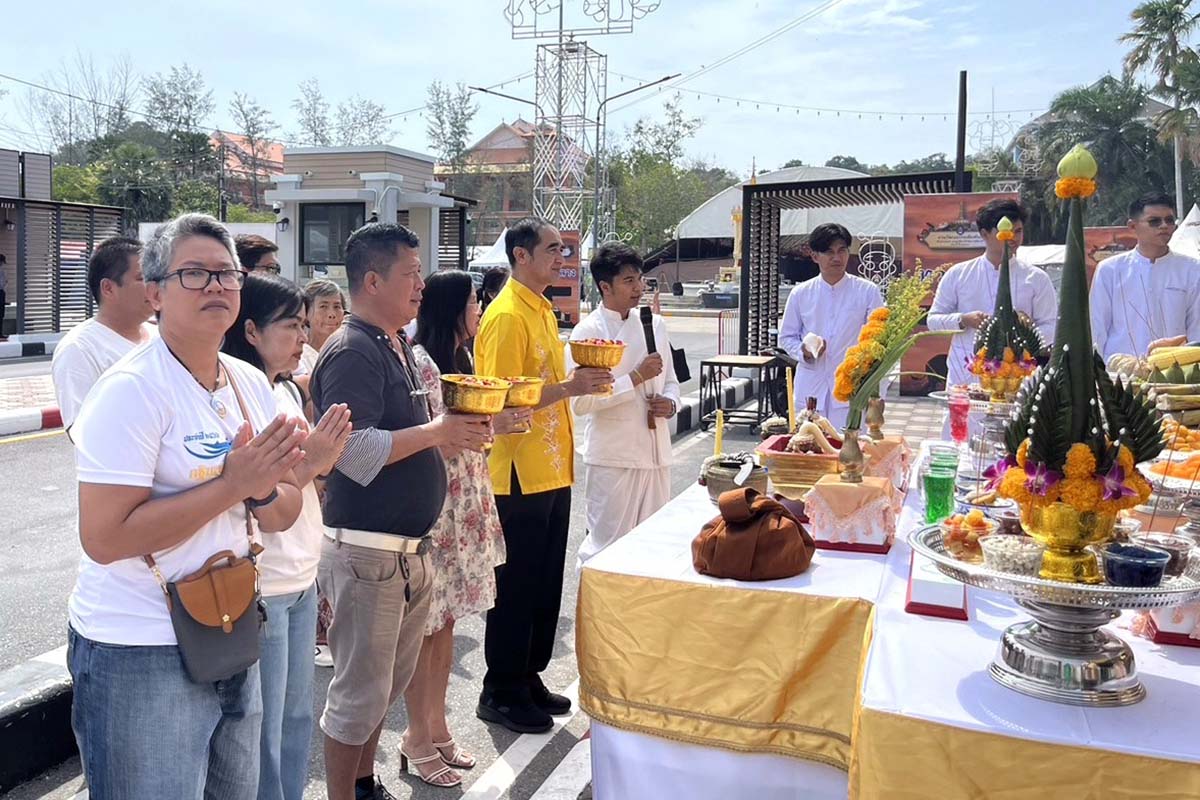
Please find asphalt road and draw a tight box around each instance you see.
[2,314,731,800]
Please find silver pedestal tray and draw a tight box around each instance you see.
[909,526,1200,707]
[928,389,1014,417]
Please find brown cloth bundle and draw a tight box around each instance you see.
[692,487,816,581]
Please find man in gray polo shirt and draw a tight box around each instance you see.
[312,223,492,800]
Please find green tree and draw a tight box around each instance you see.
[1041,76,1173,225]
[425,81,478,191]
[825,155,871,172]
[225,204,276,223]
[171,179,220,216]
[291,78,333,146]
[52,163,102,203]
[96,142,171,229]
[1121,1,1200,97]
[143,64,217,180]
[228,92,276,210]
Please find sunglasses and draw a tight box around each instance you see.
[1143,216,1177,228]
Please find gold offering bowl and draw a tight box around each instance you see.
[1021,501,1116,584]
[505,376,545,408]
[570,339,625,368]
[569,340,624,395]
[504,377,544,434]
[979,374,1025,402]
[440,374,512,415]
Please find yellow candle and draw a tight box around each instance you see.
[786,367,796,432]
[714,409,725,456]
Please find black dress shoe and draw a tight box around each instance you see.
[355,776,398,800]
[529,677,572,716]
[477,689,554,733]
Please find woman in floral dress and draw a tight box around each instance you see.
[401,270,531,787]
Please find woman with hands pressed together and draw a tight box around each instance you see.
[222,272,352,800]
[66,214,307,799]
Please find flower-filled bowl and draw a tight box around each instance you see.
[570,338,626,369]
[441,374,512,415]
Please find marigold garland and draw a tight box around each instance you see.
[1054,177,1097,199]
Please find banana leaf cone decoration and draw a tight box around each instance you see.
[968,216,1044,396]
[994,144,1163,580]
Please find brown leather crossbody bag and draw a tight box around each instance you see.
[144,368,266,683]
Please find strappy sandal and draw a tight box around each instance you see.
[399,748,462,788]
[433,739,477,769]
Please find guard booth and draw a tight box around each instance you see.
[0,149,124,338]
[737,170,965,356]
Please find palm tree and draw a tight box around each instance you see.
[1121,1,1200,97]
[1120,1,1200,209]
[1040,77,1174,225]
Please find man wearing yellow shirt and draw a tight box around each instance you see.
[474,217,612,733]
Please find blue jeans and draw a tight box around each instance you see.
[67,626,262,800]
[258,585,318,800]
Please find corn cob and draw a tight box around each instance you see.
[1146,346,1200,370]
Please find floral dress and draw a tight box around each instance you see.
[413,346,507,635]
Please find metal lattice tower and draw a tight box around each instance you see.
[532,41,606,230]
[506,1,657,235]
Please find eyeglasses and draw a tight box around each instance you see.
[254,265,282,275]
[157,268,248,291]
[1144,216,1177,228]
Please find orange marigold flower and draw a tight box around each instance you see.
[1016,439,1030,468]
[1063,444,1097,480]
[977,346,989,357]
[998,465,1031,504]
[1055,176,1097,199]
[1059,477,1102,513]
[1002,346,1016,363]
[1117,447,1135,473]
[869,307,890,323]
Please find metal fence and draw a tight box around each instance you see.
[17,201,123,334]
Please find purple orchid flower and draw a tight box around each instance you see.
[1100,463,1137,502]
[983,455,1017,490]
[986,358,1003,376]
[1024,460,1062,497]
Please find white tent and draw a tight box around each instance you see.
[469,228,510,269]
[1017,244,1066,267]
[673,165,904,241]
[1169,203,1200,259]
[467,228,594,270]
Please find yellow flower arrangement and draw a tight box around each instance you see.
[868,307,890,323]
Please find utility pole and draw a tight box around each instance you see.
[217,141,227,222]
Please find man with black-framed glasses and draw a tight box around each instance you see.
[1091,191,1200,360]
[236,233,283,276]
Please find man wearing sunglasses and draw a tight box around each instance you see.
[235,233,283,276]
[1091,191,1200,361]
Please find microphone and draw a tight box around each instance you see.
[640,306,657,430]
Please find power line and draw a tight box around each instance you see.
[607,0,846,115]
[608,71,1046,120]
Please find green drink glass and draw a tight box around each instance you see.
[924,467,957,524]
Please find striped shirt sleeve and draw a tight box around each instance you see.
[334,426,391,486]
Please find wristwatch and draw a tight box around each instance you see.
[246,488,279,510]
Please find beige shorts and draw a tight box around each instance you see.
[317,538,432,746]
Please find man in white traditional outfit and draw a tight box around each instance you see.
[927,199,1057,387]
[779,223,884,429]
[1091,191,1200,360]
[568,242,680,564]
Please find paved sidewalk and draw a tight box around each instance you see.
[0,374,60,436]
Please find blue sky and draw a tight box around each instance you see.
[0,0,1145,177]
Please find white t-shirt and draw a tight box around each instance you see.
[293,342,319,377]
[257,381,323,597]
[68,337,280,646]
[51,318,156,429]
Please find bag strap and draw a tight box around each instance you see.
[144,359,259,597]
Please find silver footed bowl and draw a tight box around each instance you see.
[909,525,1200,609]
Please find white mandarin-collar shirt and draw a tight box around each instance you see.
[567,304,680,470]
[1090,248,1200,361]
[926,254,1057,386]
[778,273,883,428]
